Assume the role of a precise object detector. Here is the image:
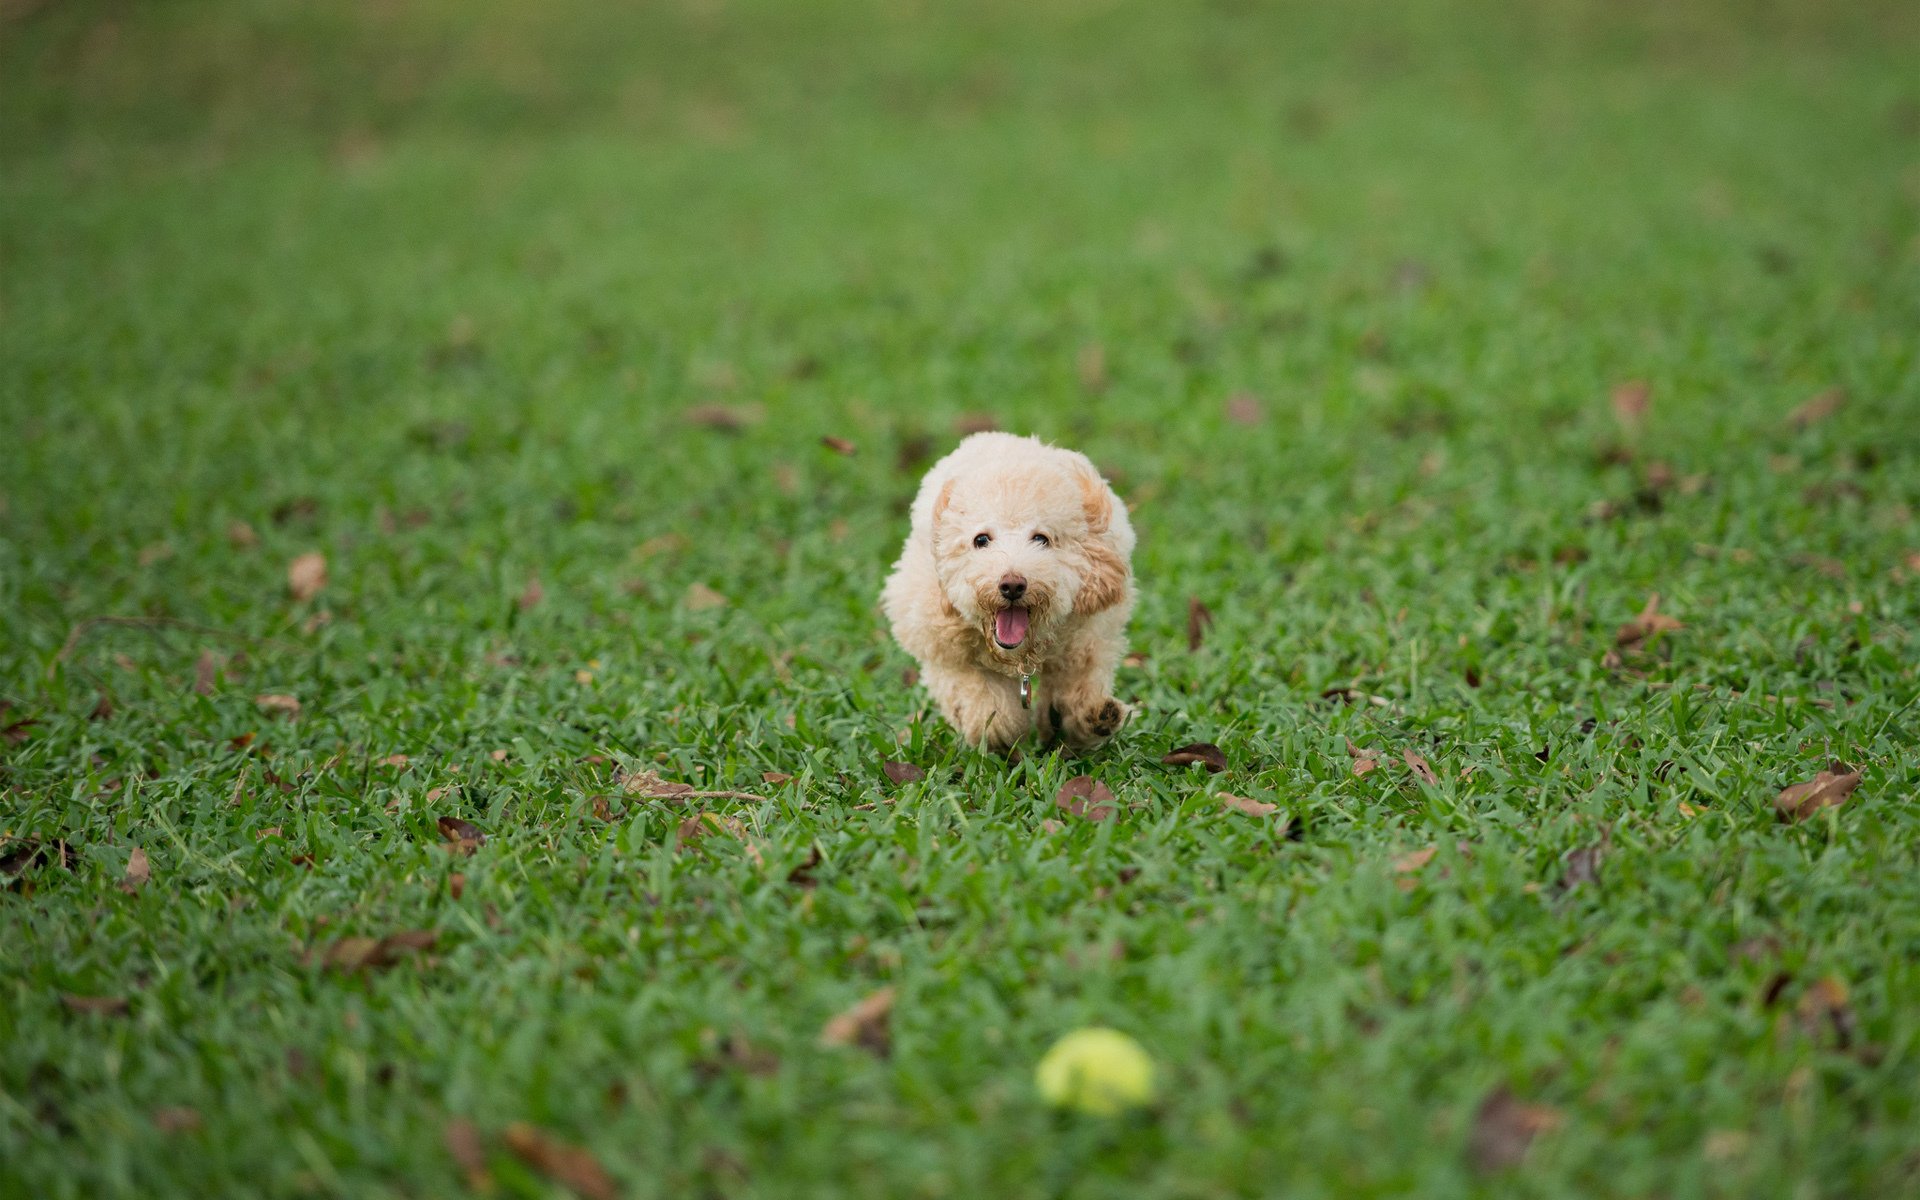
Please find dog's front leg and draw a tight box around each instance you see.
[1039,634,1130,751]
[921,663,1031,752]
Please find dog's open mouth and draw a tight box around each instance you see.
[994,606,1031,650]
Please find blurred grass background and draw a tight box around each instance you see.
[4,2,1920,1197]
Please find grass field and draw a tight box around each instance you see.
[4,0,1920,1195]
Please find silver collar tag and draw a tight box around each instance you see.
[1019,673,1033,709]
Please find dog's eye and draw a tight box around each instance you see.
[972,533,992,548]
[1030,532,1050,547]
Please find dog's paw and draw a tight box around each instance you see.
[1062,696,1129,748]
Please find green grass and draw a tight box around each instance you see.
[4,0,1920,1195]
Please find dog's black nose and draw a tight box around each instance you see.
[998,574,1027,602]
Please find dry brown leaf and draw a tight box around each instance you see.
[1225,392,1263,425]
[620,769,765,804]
[1616,594,1684,647]
[517,575,544,611]
[820,436,858,456]
[90,694,115,721]
[1774,763,1861,823]
[437,816,486,855]
[287,552,327,602]
[254,693,300,719]
[1220,793,1277,817]
[1187,596,1215,652]
[227,521,259,549]
[1054,776,1118,822]
[1786,387,1845,429]
[1610,380,1650,431]
[1347,741,1383,777]
[1402,749,1439,786]
[194,650,219,696]
[882,761,925,785]
[119,847,149,894]
[152,1106,203,1134]
[61,993,130,1016]
[443,1118,492,1192]
[635,533,690,559]
[1162,742,1228,773]
[1556,832,1610,892]
[318,929,436,973]
[1795,976,1857,1048]
[683,583,729,612]
[1467,1085,1562,1173]
[819,986,895,1056]
[448,873,466,901]
[503,1122,617,1200]
[786,845,823,888]
[684,403,763,431]
[675,813,760,864]
[1393,846,1437,875]
[762,772,793,785]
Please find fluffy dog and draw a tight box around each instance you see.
[882,432,1136,752]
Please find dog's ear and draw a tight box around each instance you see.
[1077,465,1113,535]
[1076,539,1130,615]
[931,478,957,538]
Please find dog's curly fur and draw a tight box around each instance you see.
[882,432,1135,752]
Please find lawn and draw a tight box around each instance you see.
[3,0,1919,1196]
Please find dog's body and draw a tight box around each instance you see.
[882,432,1135,752]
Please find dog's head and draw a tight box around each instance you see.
[928,452,1130,655]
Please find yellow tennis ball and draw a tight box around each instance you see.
[1035,1028,1155,1115]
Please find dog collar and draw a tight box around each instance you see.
[1020,673,1033,709]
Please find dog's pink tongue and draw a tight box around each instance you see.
[994,606,1030,648]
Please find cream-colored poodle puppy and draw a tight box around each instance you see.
[882,432,1135,752]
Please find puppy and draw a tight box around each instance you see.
[882,432,1135,752]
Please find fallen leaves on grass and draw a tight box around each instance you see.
[683,403,764,431]
[1787,387,1845,429]
[1467,1085,1562,1173]
[1225,392,1263,425]
[437,816,486,855]
[227,520,259,549]
[1219,793,1277,817]
[443,1119,492,1192]
[1795,976,1859,1049]
[287,552,327,602]
[619,769,768,804]
[1616,594,1683,648]
[1774,763,1861,823]
[820,436,857,456]
[316,930,436,973]
[786,845,823,888]
[1347,742,1382,777]
[194,650,220,695]
[1402,749,1439,786]
[761,772,793,785]
[819,987,894,1056]
[503,1122,617,1200]
[1162,742,1227,773]
[3,838,77,890]
[882,761,925,785]
[1610,380,1650,432]
[683,583,729,612]
[676,813,763,865]
[254,693,300,719]
[517,575,544,611]
[1555,831,1610,893]
[61,993,130,1016]
[1393,846,1437,880]
[152,1107,203,1134]
[1054,776,1118,822]
[119,847,149,894]
[1187,596,1214,651]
